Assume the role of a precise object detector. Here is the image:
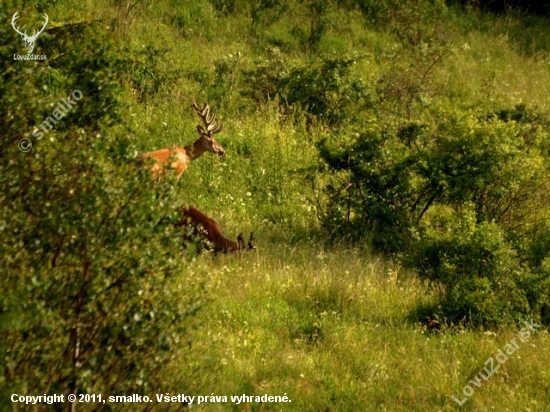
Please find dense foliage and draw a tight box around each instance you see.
[0,2,204,407]
[317,104,550,325]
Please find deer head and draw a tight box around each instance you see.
[192,102,226,158]
[11,11,49,54]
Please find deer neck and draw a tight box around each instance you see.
[184,140,207,161]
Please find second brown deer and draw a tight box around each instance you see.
[175,206,255,253]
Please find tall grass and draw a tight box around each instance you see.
[167,243,550,411]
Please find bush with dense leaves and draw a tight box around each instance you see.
[0,4,202,408]
[317,104,550,325]
[414,211,530,325]
[242,50,371,126]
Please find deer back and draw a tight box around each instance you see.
[176,206,239,252]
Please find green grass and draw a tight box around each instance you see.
[28,0,550,409]
[167,242,550,411]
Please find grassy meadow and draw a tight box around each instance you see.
[3,0,550,410]
[171,244,550,411]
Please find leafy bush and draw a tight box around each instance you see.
[242,51,371,126]
[317,105,550,325]
[414,212,530,325]
[0,6,202,405]
[240,46,288,104]
[317,118,415,250]
[281,54,371,125]
[119,45,182,102]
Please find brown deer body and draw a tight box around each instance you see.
[142,103,226,179]
[141,102,256,252]
[175,206,255,253]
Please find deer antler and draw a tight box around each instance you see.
[11,12,48,41]
[193,102,224,137]
[11,11,26,37]
[30,13,49,40]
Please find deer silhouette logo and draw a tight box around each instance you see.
[11,11,48,54]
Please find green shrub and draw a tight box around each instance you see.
[317,104,550,325]
[119,45,182,102]
[414,212,530,325]
[317,118,415,250]
[0,6,203,404]
[242,51,371,126]
[523,258,550,326]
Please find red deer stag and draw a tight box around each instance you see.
[175,206,255,253]
[141,102,225,180]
